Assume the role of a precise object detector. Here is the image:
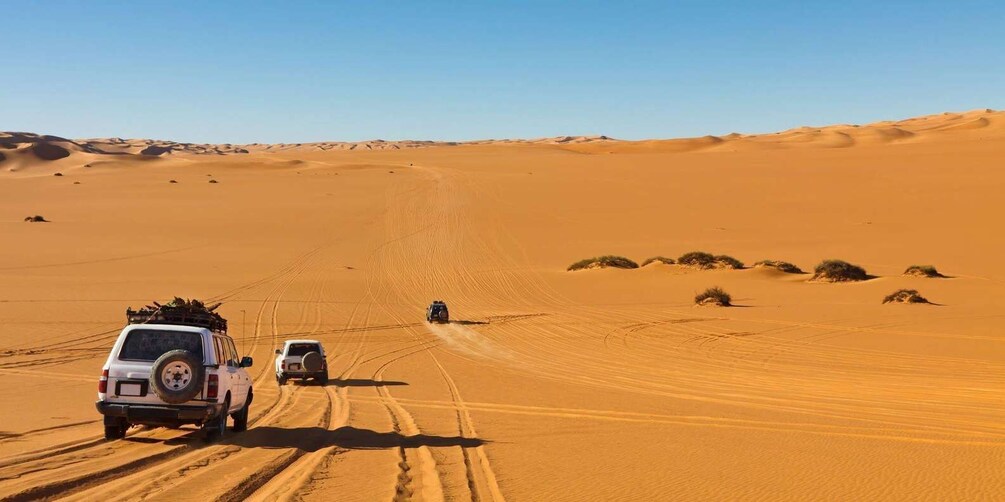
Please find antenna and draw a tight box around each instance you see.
[241,309,247,356]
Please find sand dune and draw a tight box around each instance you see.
[4,108,998,176]
[0,108,1003,500]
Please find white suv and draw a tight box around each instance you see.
[274,339,328,385]
[96,305,253,441]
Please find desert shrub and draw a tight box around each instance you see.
[678,251,743,269]
[53,172,63,177]
[754,260,804,274]
[208,179,219,183]
[567,255,639,271]
[812,259,869,282]
[903,265,944,278]
[24,215,48,222]
[169,179,178,183]
[882,289,929,304]
[714,255,744,269]
[641,256,675,266]
[677,251,716,268]
[695,287,731,306]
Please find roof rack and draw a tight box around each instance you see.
[126,298,227,333]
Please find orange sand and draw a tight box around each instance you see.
[0,109,1002,500]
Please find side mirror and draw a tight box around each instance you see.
[274,349,281,355]
[240,356,254,368]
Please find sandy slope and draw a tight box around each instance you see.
[0,109,1003,501]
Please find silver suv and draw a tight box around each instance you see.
[274,339,328,385]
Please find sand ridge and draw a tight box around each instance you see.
[4,108,1001,177]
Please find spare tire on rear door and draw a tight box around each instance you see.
[301,351,323,373]
[151,349,204,404]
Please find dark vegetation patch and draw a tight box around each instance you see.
[903,265,945,278]
[695,287,731,306]
[882,289,930,304]
[24,215,48,222]
[53,172,63,177]
[811,259,869,282]
[678,251,744,269]
[567,255,639,271]
[169,180,178,184]
[713,255,744,269]
[208,179,219,183]
[678,251,715,268]
[754,260,804,274]
[641,256,675,266]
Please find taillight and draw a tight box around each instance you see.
[207,374,219,399]
[281,361,285,370]
[98,369,108,393]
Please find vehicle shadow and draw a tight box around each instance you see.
[231,426,484,451]
[124,427,204,445]
[449,319,489,325]
[325,378,408,387]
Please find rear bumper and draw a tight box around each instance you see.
[96,400,223,425]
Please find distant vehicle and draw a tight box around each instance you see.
[275,340,328,385]
[426,301,449,323]
[96,299,253,441]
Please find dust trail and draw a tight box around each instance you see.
[426,322,512,360]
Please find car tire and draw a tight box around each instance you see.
[204,397,229,441]
[150,349,204,404]
[317,370,328,386]
[277,374,287,386]
[231,396,250,432]
[103,420,128,440]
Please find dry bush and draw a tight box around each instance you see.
[882,289,930,304]
[567,255,639,271]
[903,265,945,278]
[754,260,804,274]
[812,260,869,282]
[695,287,732,306]
[641,256,675,266]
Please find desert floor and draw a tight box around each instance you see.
[1,110,1003,501]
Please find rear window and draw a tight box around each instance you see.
[119,329,204,362]
[287,343,320,357]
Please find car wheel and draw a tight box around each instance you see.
[317,370,328,385]
[277,374,287,386]
[204,398,229,441]
[231,398,249,432]
[103,421,127,440]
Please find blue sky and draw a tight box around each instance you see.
[4,1,1003,143]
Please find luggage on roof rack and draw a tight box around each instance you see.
[126,297,227,332]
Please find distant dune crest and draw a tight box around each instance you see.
[1,108,1000,173]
